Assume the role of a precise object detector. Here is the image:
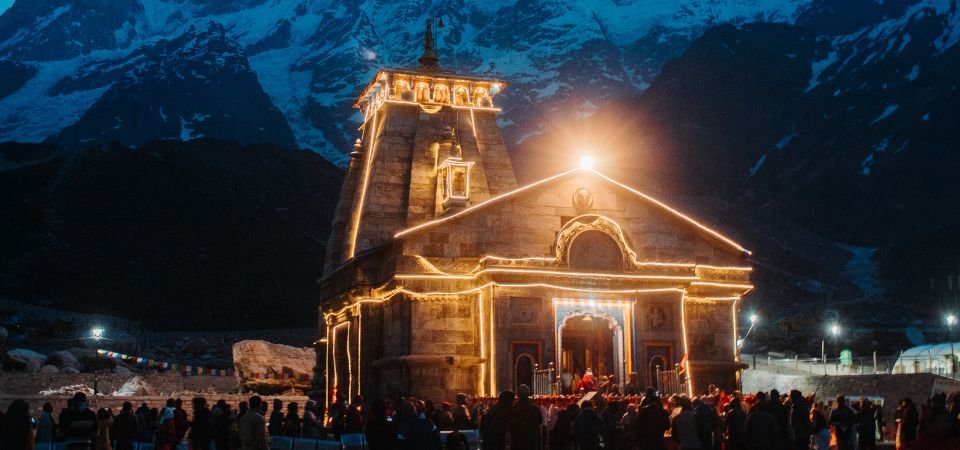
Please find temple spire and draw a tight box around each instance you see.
[418,19,439,70]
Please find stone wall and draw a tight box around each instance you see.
[0,372,239,397]
[742,370,960,423]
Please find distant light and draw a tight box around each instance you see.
[736,338,745,349]
[91,328,105,341]
[749,314,758,324]
[948,314,958,326]
[579,155,595,170]
[830,324,841,336]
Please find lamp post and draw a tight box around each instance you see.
[823,324,840,376]
[91,327,104,396]
[947,314,957,377]
[738,314,758,350]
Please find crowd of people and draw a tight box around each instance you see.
[0,392,326,450]
[1,387,960,450]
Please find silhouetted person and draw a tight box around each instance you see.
[268,399,284,438]
[114,402,139,450]
[0,399,34,450]
[36,402,56,443]
[744,392,779,450]
[282,402,301,438]
[237,397,267,450]
[574,401,603,450]
[364,399,397,450]
[509,385,544,450]
[637,388,670,450]
[481,391,514,450]
[190,397,212,450]
[830,395,857,450]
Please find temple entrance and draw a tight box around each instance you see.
[558,313,622,393]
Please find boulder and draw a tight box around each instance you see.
[39,364,60,374]
[111,376,154,396]
[7,348,46,372]
[47,350,82,371]
[232,340,314,393]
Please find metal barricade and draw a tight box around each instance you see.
[532,362,557,396]
[656,365,688,395]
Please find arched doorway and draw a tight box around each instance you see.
[558,314,622,393]
[515,354,534,391]
[648,355,667,387]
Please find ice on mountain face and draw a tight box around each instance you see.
[874,138,889,152]
[905,64,920,81]
[748,154,767,177]
[805,51,838,92]
[922,112,930,121]
[898,33,911,52]
[0,57,111,143]
[775,131,797,150]
[860,153,874,176]
[836,243,885,298]
[870,104,898,125]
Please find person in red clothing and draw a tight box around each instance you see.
[579,369,598,392]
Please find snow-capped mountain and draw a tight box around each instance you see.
[0,0,810,163]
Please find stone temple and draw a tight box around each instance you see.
[318,22,753,404]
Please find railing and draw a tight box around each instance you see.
[533,362,557,395]
[744,352,960,378]
[656,365,688,395]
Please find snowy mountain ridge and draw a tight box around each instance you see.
[0,0,813,164]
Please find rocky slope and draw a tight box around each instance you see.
[0,140,342,329]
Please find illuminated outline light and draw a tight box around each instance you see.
[689,281,755,290]
[324,284,689,320]
[331,322,351,401]
[346,104,381,259]
[395,269,699,281]
[394,168,751,255]
[732,298,740,363]
[679,292,693,396]
[478,291,486,396]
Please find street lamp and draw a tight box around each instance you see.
[823,323,840,375]
[738,314,759,349]
[947,314,957,376]
[90,327,105,396]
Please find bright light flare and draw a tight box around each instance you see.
[948,314,957,326]
[749,313,758,324]
[579,155,595,170]
[830,324,841,336]
[91,328,105,340]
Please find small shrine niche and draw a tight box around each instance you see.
[435,127,473,212]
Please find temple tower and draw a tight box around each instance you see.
[324,20,517,273]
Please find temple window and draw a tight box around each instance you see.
[416,83,431,103]
[474,88,492,108]
[394,80,412,101]
[433,85,449,104]
[437,158,474,210]
[453,86,470,106]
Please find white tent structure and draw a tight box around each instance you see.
[893,343,960,375]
